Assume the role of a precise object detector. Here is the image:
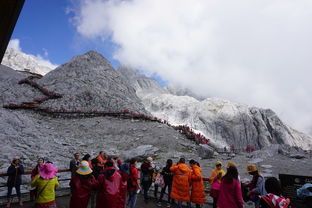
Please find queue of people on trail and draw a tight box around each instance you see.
[5,154,294,208]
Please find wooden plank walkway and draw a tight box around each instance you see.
[8,194,214,208]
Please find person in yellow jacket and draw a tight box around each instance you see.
[209,161,225,208]
[189,160,206,208]
[170,158,192,208]
[31,163,59,208]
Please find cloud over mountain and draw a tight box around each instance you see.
[71,0,312,134]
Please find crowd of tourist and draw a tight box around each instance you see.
[5,153,304,208]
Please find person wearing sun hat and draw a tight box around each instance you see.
[70,160,98,208]
[209,161,225,208]
[31,162,59,208]
[244,164,266,208]
[226,161,236,169]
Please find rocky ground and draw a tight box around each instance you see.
[0,110,197,171]
[198,152,312,181]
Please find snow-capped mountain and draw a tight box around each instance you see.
[121,67,312,150]
[3,49,311,151]
[2,48,55,75]
[141,94,312,150]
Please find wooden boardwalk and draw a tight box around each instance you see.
[8,194,214,208]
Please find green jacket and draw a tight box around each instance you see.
[31,174,60,203]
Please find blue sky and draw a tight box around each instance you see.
[8,0,312,133]
[11,0,119,67]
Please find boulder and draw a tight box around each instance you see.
[278,144,307,159]
[197,144,214,159]
[289,154,305,159]
[249,158,263,164]
[261,165,273,169]
[121,145,159,161]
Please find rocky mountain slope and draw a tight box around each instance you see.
[120,68,312,150]
[118,66,169,96]
[1,51,147,114]
[38,51,147,113]
[118,66,204,99]
[2,48,54,75]
[0,53,198,172]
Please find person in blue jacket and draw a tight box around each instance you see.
[6,157,24,208]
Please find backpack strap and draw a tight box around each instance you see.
[36,179,51,198]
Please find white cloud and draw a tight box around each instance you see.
[7,39,58,69]
[42,48,49,57]
[8,39,22,52]
[32,54,58,69]
[71,0,312,133]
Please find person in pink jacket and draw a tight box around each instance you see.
[217,166,244,208]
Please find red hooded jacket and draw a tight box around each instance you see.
[96,168,122,208]
[70,174,98,208]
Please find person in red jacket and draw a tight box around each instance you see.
[30,157,44,201]
[96,160,122,208]
[217,166,244,208]
[70,160,98,208]
[127,158,140,208]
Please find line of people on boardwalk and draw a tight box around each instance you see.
[5,153,293,208]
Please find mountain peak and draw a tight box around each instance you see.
[65,50,112,70]
[35,51,148,114]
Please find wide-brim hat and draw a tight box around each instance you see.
[227,162,236,168]
[76,160,92,175]
[215,161,222,166]
[246,164,258,172]
[39,163,58,179]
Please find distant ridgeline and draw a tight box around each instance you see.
[3,75,214,149]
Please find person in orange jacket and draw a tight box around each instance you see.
[96,151,107,168]
[170,158,191,208]
[189,160,206,208]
